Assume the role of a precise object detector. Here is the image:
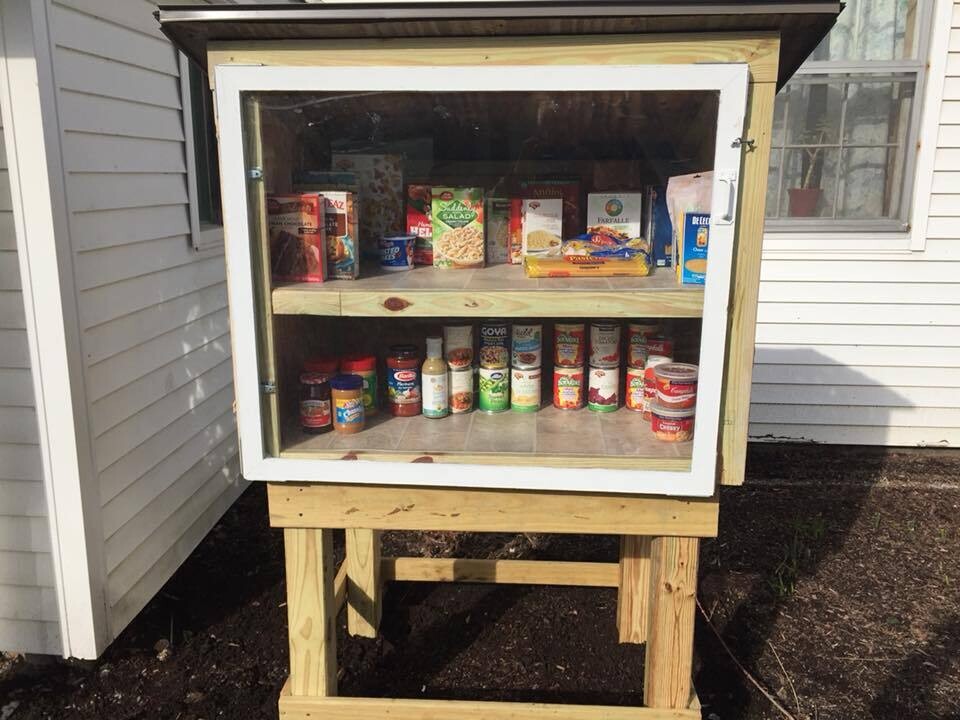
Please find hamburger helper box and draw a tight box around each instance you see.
[676,213,710,285]
[405,184,433,265]
[266,193,327,283]
[587,192,644,238]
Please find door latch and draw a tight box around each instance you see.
[260,381,277,394]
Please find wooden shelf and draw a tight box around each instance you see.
[272,264,702,318]
[281,404,692,471]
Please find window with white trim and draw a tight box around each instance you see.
[180,54,224,251]
[765,0,930,231]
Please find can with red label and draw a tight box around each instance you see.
[625,366,646,412]
[645,336,674,360]
[642,355,672,419]
[654,363,698,408]
[554,323,586,367]
[590,321,621,368]
[587,366,619,412]
[626,322,660,369]
[553,366,584,410]
[651,403,695,442]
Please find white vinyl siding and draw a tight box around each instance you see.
[750,0,960,448]
[0,114,61,655]
[47,0,243,639]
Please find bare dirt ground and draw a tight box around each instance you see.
[2,444,958,720]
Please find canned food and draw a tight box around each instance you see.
[589,321,621,368]
[651,403,695,442]
[378,234,416,272]
[645,336,674,359]
[449,367,474,414]
[479,320,509,369]
[478,366,509,413]
[654,363,698,409]
[553,366,584,410]
[554,323,586,367]
[443,325,473,369]
[511,324,542,369]
[510,366,541,413]
[642,355,672,419]
[625,365,646,412]
[626,322,660,369]
[587,366,619,412]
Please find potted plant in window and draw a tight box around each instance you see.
[787,127,827,217]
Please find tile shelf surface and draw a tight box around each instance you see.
[281,404,692,471]
[272,264,703,318]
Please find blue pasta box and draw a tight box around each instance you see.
[676,213,709,285]
[645,185,672,267]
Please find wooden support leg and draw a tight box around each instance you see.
[284,528,338,697]
[346,529,382,638]
[644,536,699,709]
[617,535,652,644]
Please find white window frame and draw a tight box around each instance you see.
[214,62,748,498]
[180,53,224,253]
[762,0,954,255]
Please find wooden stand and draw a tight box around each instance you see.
[270,482,716,718]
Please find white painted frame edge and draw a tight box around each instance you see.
[215,63,749,497]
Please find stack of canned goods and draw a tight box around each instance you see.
[642,336,675,420]
[510,323,542,413]
[443,324,475,413]
[624,322,661,413]
[587,321,621,412]
[478,320,510,412]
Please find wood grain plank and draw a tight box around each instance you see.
[268,483,718,537]
[617,535,652,644]
[345,529,381,638]
[644,537,699,709]
[382,557,619,587]
[284,528,337,697]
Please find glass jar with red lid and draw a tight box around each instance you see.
[304,355,339,374]
[386,344,421,416]
[340,353,378,416]
[299,372,332,434]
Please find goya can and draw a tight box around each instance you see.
[626,322,659,369]
[554,323,585,367]
[589,321,621,368]
[625,365,646,412]
[449,367,474,414]
[587,366,619,412]
[479,320,509,369]
[510,367,541,413]
[553,366,584,410]
[511,324,542,369]
[478,366,509,413]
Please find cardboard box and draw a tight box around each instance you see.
[331,153,404,260]
[521,198,563,257]
[509,199,523,264]
[485,198,511,265]
[645,185,673,268]
[406,184,433,265]
[432,187,485,269]
[322,191,359,280]
[266,193,327,283]
[676,213,709,285]
[518,180,580,238]
[587,192,645,239]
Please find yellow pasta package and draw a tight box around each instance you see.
[432,187,485,269]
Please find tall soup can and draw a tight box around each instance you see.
[554,323,586,367]
[589,321,621,368]
[626,322,660,369]
[553,366,585,410]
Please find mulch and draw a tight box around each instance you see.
[1,444,958,720]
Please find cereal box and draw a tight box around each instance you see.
[322,191,359,280]
[266,193,327,283]
[406,184,433,265]
[485,198,511,265]
[331,153,404,260]
[432,187,485,269]
[519,180,580,238]
[676,213,709,285]
[587,192,644,239]
[521,198,563,257]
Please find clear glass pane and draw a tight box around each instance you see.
[811,0,919,61]
[843,78,915,145]
[838,147,903,218]
[778,147,839,218]
[782,80,844,146]
[766,149,782,219]
[771,93,786,147]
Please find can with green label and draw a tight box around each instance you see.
[478,367,509,413]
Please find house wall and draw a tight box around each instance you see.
[0,113,61,654]
[46,0,243,639]
[750,0,960,448]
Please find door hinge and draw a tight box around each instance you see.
[260,381,277,394]
[732,137,756,152]
[247,167,263,180]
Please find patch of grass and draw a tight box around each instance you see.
[768,514,827,598]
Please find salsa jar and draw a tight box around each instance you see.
[511,324,542,369]
[642,355,672,419]
[330,374,365,434]
[654,363,698,409]
[304,355,339,374]
[650,403,695,442]
[589,321,621,368]
[587,366,619,412]
[624,365,646,412]
[553,366,584,410]
[626,322,660,369]
[299,372,332,434]
[554,323,585,367]
[340,353,377,416]
[386,344,421,416]
[479,320,509,369]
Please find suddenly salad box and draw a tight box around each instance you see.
[431,187,485,269]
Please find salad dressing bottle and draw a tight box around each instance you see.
[422,336,449,419]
